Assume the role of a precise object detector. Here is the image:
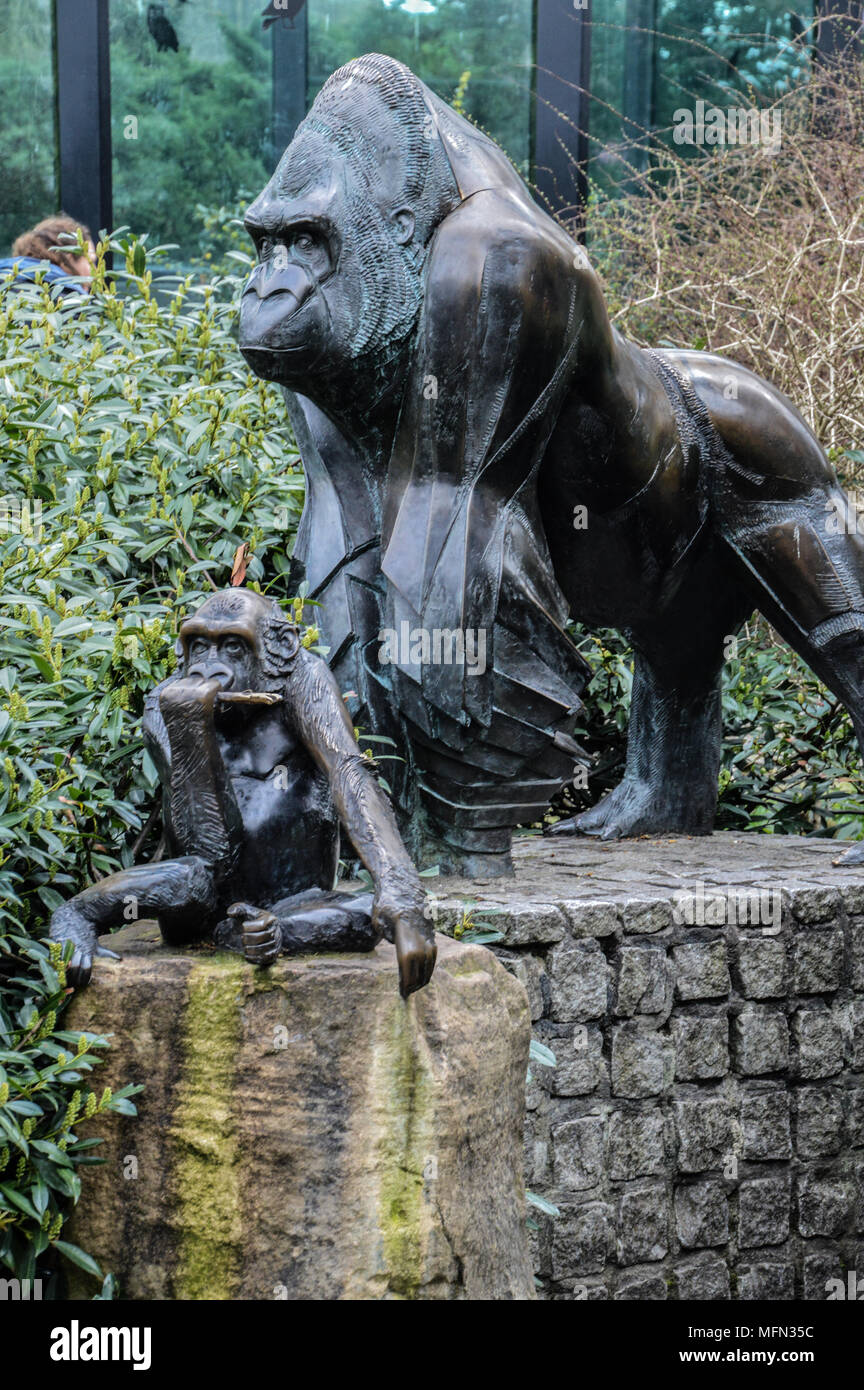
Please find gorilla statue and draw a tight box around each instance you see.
[239,53,864,875]
[50,588,435,997]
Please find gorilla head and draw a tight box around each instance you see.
[239,54,458,401]
[176,588,300,696]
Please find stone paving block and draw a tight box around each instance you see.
[612,1024,675,1098]
[673,941,731,1001]
[548,938,609,1022]
[732,1008,789,1075]
[674,1181,729,1249]
[672,1015,729,1081]
[740,1090,792,1161]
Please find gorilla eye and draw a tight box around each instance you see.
[189,638,209,658]
[221,637,247,658]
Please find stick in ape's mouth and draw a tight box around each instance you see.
[215,690,283,706]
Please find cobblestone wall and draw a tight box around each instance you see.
[436,834,864,1300]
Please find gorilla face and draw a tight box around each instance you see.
[239,109,427,401]
[239,134,345,383]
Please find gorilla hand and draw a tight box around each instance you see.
[228,902,282,966]
[49,903,120,989]
[372,887,436,998]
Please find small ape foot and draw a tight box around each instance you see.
[214,888,382,958]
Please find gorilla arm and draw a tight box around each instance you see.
[285,647,435,996]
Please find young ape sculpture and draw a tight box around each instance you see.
[238,53,864,872]
[49,588,436,997]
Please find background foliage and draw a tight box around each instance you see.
[0,228,302,1288]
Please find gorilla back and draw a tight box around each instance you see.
[240,53,864,873]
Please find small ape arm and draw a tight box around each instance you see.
[285,647,436,996]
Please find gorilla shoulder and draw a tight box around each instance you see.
[425,189,601,341]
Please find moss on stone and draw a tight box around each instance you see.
[375,1001,433,1299]
[172,959,249,1300]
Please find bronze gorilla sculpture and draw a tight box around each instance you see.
[240,53,864,875]
[49,588,435,997]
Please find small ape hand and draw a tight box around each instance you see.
[228,902,282,966]
[49,905,120,989]
[372,890,437,998]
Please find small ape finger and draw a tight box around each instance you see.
[96,945,121,961]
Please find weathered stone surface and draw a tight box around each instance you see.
[608,1109,667,1180]
[674,1180,729,1248]
[548,937,609,1022]
[66,925,534,1300]
[740,1090,792,1161]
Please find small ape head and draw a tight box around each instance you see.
[239,53,458,393]
[177,589,300,694]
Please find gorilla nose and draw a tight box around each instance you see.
[247,259,313,310]
[186,663,233,689]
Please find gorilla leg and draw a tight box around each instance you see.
[719,488,864,860]
[49,856,219,986]
[548,553,752,839]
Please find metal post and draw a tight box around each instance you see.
[54,0,112,238]
[271,0,309,169]
[534,0,591,228]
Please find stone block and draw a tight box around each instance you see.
[615,943,672,1017]
[738,1176,790,1248]
[552,1115,605,1191]
[797,1171,854,1238]
[793,1008,844,1078]
[793,929,843,995]
[616,1182,669,1265]
[607,1108,667,1180]
[674,1097,732,1173]
[795,1086,844,1159]
[672,1015,729,1080]
[674,1181,729,1249]
[735,936,788,1000]
[675,1256,731,1300]
[673,941,730,1001]
[65,931,535,1301]
[611,1024,675,1098]
[732,1008,789,1075]
[740,1090,792,1161]
[737,1258,795,1300]
[550,1202,613,1280]
[541,1026,606,1097]
[548,938,609,1022]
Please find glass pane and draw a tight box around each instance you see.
[308,0,535,175]
[589,0,810,191]
[0,0,57,255]
[110,0,274,263]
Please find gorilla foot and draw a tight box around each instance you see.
[836,841,864,866]
[546,776,714,841]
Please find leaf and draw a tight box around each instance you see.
[529,1040,557,1069]
[54,1240,103,1279]
[526,1191,560,1218]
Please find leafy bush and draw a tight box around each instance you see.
[0,230,302,1286]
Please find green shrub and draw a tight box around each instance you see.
[0,230,302,1287]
